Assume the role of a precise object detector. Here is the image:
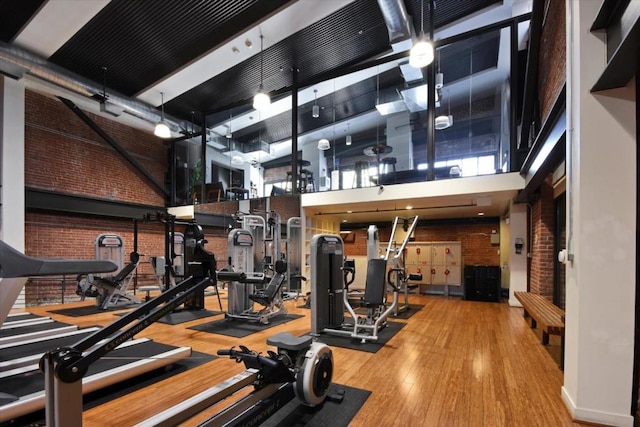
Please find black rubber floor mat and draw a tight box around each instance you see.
[189,314,304,338]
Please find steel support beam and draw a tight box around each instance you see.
[58,96,169,198]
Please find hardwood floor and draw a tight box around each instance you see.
[18,293,587,426]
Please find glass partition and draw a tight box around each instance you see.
[173,20,520,205]
[433,27,511,176]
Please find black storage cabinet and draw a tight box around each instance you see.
[463,265,501,302]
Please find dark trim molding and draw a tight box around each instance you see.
[516,85,566,203]
[591,0,640,91]
[26,187,231,227]
[518,0,545,152]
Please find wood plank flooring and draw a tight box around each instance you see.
[16,293,587,426]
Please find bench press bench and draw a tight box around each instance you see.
[514,291,565,370]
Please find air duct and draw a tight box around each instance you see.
[376,0,412,46]
[0,41,187,134]
[377,0,422,83]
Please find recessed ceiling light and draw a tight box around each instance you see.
[406,205,413,210]
[342,219,348,223]
[478,212,484,216]
[347,210,352,214]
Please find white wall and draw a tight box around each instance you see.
[0,76,26,324]
[507,201,527,305]
[562,1,636,425]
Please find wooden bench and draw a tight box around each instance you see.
[514,291,565,370]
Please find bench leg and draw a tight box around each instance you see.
[542,331,549,345]
[531,318,537,329]
[560,335,565,371]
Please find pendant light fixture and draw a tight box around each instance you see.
[154,92,171,138]
[253,34,270,111]
[435,48,444,89]
[435,88,453,130]
[345,123,352,146]
[226,111,232,139]
[409,0,434,68]
[318,138,330,150]
[312,89,320,118]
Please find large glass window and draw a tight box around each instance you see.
[173,20,521,205]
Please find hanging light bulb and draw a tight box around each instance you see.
[226,111,232,138]
[312,89,320,118]
[435,47,444,88]
[435,88,453,130]
[154,92,171,138]
[231,155,244,165]
[253,34,270,111]
[410,0,434,68]
[317,138,330,150]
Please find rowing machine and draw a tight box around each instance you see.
[136,332,338,427]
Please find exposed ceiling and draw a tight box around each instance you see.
[1,0,531,223]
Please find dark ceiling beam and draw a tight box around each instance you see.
[591,0,640,91]
[26,187,163,219]
[26,187,232,227]
[201,13,532,118]
[58,96,170,198]
[518,0,545,153]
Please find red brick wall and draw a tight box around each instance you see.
[343,220,500,266]
[25,90,166,205]
[22,89,190,304]
[529,175,555,299]
[24,211,229,305]
[538,0,566,124]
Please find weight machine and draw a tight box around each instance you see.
[76,233,142,309]
[283,216,304,300]
[311,215,418,342]
[223,228,287,323]
[384,216,422,316]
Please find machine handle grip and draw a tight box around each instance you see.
[216,348,278,368]
[217,271,246,282]
[387,268,403,289]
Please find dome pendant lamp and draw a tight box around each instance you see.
[253,34,271,111]
[154,92,171,138]
[410,0,434,68]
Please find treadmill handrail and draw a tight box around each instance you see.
[0,240,117,278]
[45,274,213,383]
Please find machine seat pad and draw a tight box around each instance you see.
[267,332,312,351]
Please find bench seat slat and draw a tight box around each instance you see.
[514,292,565,334]
[514,291,565,370]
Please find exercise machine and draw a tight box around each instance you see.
[76,233,143,309]
[0,239,336,427]
[223,228,287,323]
[311,215,418,342]
[34,234,219,426]
[283,216,304,300]
[384,216,422,316]
[135,332,337,427]
[76,251,142,309]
